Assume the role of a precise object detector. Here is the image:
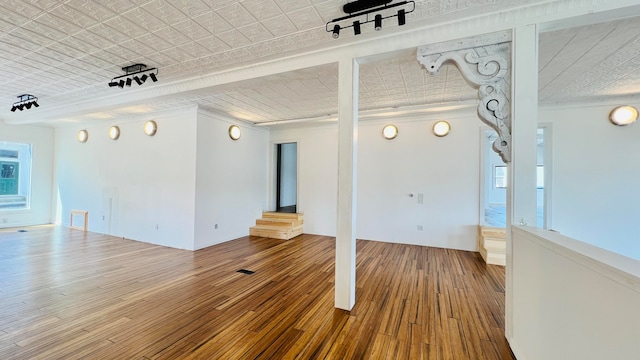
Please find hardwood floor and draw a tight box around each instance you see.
[0,226,514,359]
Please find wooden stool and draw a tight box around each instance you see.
[70,210,88,231]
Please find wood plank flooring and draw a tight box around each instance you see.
[0,226,515,359]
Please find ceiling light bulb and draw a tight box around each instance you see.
[332,24,340,39]
[78,130,88,143]
[118,80,125,88]
[140,74,148,83]
[149,73,158,82]
[144,120,157,136]
[609,106,638,126]
[25,102,32,109]
[109,126,120,140]
[374,14,382,30]
[398,9,406,26]
[10,106,17,112]
[17,104,24,111]
[125,78,132,86]
[109,81,118,87]
[382,124,398,140]
[229,125,241,140]
[33,101,39,108]
[134,76,142,85]
[433,121,451,137]
[353,20,361,35]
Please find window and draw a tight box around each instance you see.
[494,165,507,189]
[0,142,32,210]
[493,164,544,189]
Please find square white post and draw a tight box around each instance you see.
[335,57,359,311]
[506,24,539,339]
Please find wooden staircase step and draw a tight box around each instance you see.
[262,212,304,221]
[250,212,304,240]
[256,218,303,227]
[250,224,303,240]
[478,225,506,266]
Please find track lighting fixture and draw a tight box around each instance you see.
[326,0,414,39]
[10,94,39,112]
[108,63,158,89]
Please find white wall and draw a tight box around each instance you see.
[357,113,480,251]
[0,122,54,228]
[54,108,198,250]
[545,103,640,260]
[510,227,640,360]
[193,110,269,249]
[270,125,339,236]
[270,110,481,251]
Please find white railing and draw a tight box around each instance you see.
[509,226,640,360]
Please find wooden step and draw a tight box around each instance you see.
[256,218,303,227]
[478,225,506,266]
[262,212,304,221]
[249,224,303,240]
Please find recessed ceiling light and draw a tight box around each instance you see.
[144,120,157,136]
[109,126,120,140]
[78,130,88,143]
[229,125,241,140]
[433,121,451,137]
[609,106,638,126]
[382,124,398,140]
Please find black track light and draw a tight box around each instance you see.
[374,14,382,31]
[9,94,39,112]
[326,1,414,38]
[109,63,159,89]
[332,24,340,39]
[398,9,405,25]
[353,20,361,35]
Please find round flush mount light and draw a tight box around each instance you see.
[432,121,451,137]
[77,129,88,143]
[229,125,241,140]
[609,106,638,126]
[144,120,157,136]
[382,124,398,140]
[108,126,120,140]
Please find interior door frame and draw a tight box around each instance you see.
[269,139,300,213]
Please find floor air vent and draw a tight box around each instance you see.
[237,269,255,275]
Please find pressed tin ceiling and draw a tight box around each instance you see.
[0,1,639,125]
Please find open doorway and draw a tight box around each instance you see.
[481,128,548,228]
[276,142,297,213]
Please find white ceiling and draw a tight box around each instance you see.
[0,0,639,126]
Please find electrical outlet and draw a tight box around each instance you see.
[214,224,218,229]
[417,225,423,231]
[417,193,424,204]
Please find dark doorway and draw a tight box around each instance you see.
[276,142,297,213]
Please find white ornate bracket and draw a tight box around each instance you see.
[417,33,512,163]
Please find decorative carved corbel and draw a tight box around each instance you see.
[417,35,512,162]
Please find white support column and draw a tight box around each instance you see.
[335,58,359,311]
[506,24,539,339]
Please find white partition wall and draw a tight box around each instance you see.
[510,227,640,360]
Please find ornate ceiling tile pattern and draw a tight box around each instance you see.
[539,17,640,103]
[0,0,638,124]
